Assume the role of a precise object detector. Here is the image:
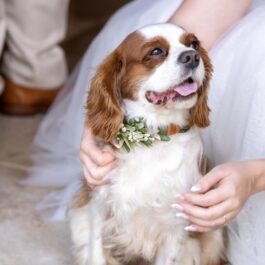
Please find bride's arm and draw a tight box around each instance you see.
[170,0,252,50]
[252,160,265,193]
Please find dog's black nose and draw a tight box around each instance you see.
[178,50,200,69]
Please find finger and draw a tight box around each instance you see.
[81,128,116,166]
[190,167,226,193]
[83,168,98,189]
[83,167,110,187]
[184,225,214,233]
[81,152,117,180]
[178,210,234,229]
[174,199,233,221]
[182,186,228,207]
[187,212,235,232]
[81,143,116,167]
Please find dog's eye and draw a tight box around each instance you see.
[149,47,167,56]
[190,41,199,50]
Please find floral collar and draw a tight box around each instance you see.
[114,118,190,152]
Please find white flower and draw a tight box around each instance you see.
[153,135,159,140]
[116,117,171,152]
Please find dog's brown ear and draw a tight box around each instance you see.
[189,46,213,128]
[86,51,124,142]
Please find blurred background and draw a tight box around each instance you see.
[63,0,129,71]
[0,1,129,264]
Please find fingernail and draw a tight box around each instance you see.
[184,225,197,232]
[171,203,183,211]
[190,184,202,192]
[176,213,189,220]
[174,194,184,200]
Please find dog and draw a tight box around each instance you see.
[70,23,227,265]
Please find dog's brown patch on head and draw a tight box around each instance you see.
[117,32,147,101]
[86,32,170,142]
[141,36,169,68]
[119,34,169,99]
[180,33,200,49]
[86,32,150,143]
[180,33,213,128]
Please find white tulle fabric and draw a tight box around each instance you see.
[22,0,265,264]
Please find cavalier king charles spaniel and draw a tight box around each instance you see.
[70,23,228,265]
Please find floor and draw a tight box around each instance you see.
[0,114,73,265]
[0,0,129,264]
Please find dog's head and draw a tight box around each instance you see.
[86,23,212,142]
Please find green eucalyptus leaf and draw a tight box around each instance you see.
[124,142,131,152]
[116,117,175,152]
[159,135,170,141]
[124,137,132,150]
[142,139,153,146]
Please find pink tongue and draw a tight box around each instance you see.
[174,82,198,96]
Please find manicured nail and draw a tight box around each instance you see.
[190,184,202,192]
[171,203,184,211]
[174,194,184,200]
[184,225,197,232]
[176,213,189,220]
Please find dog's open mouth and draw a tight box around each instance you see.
[145,77,198,105]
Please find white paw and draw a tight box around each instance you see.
[70,205,106,265]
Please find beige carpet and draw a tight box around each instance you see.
[0,115,73,265]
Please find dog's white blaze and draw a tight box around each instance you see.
[139,23,185,47]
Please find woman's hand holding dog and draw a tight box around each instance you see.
[173,160,265,232]
[80,126,117,189]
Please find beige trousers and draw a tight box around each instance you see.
[0,0,69,90]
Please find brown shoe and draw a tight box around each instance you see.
[0,78,61,115]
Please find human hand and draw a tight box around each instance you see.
[80,125,117,189]
[172,161,263,232]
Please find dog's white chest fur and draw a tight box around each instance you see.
[90,128,203,263]
[70,128,224,265]
[109,127,202,212]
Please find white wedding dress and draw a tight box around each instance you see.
[21,0,265,264]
